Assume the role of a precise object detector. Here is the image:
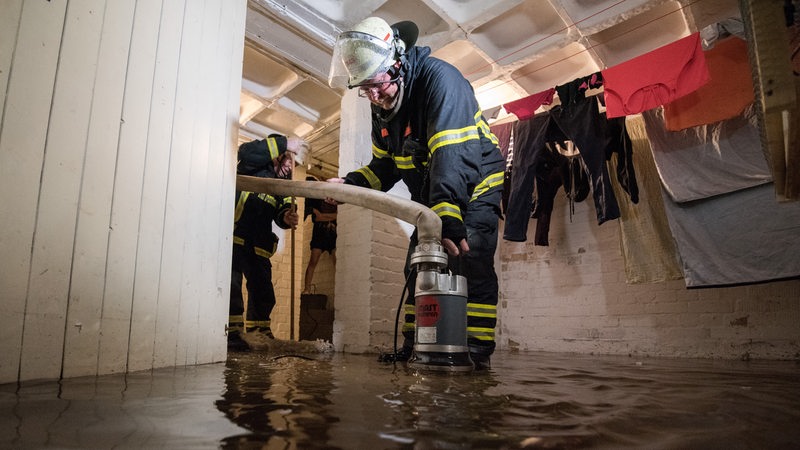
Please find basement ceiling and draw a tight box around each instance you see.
[238,0,741,180]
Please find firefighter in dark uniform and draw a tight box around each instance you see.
[327,17,505,368]
[228,134,308,350]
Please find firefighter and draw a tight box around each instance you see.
[327,17,505,368]
[228,134,308,351]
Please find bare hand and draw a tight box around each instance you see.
[325,177,346,205]
[283,209,299,229]
[442,238,470,257]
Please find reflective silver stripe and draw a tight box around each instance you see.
[256,193,278,207]
[355,166,382,190]
[470,171,504,202]
[475,110,499,146]
[394,155,415,169]
[267,136,281,160]
[432,202,462,221]
[372,143,389,159]
[428,125,480,154]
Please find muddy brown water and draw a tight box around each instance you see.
[2,349,799,449]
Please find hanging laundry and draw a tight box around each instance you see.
[602,32,710,119]
[503,88,555,121]
[491,121,514,214]
[549,93,638,225]
[557,72,603,106]
[642,105,771,203]
[663,37,754,131]
[490,122,513,160]
[530,143,569,246]
[503,112,569,243]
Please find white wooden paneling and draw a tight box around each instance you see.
[195,0,236,364]
[177,0,215,366]
[0,0,23,123]
[1,0,246,383]
[0,0,65,384]
[20,0,104,382]
[127,0,186,372]
[62,0,136,378]
[98,0,163,375]
[156,0,201,368]
[210,1,248,363]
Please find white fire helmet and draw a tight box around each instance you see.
[286,137,310,166]
[328,17,401,89]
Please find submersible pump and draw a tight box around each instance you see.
[406,240,474,372]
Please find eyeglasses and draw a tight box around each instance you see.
[354,74,400,97]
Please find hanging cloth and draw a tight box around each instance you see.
[503,88,555,121]
[663,36,754,131]
[602,32,710,119]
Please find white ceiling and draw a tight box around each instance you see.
[238,0,741,180]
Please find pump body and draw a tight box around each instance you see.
[406,242,474,372]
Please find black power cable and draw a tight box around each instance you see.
[390,267,417,364]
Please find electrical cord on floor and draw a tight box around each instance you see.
[391,267,417,364]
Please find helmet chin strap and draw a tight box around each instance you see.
[378,77,404,123]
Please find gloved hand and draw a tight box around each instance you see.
[441,216,470,256]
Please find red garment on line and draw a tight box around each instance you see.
[503,88,555,120]
[663,37,754,131]
[602,32,710,119]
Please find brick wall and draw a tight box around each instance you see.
[498,191,800,359]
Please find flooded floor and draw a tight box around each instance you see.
[1,349,799,449]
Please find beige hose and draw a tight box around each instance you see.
[236,175,442,246]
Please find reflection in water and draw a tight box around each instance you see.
[1,351,799,449]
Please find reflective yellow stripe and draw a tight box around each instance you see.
[428,125,479,154]
[372,143,389,159]
[394,155,415,170]
[233,236,245,245]
[355,166,382,190]
[404,304,415,315]
[266,137,281,160]
[402,322,415,333]
[234,192,250,222]
[254,242,277,258]
[432,202,463,221]
[467,327,495,340]
[470,171,505,202]
[475,110,499,146]
[257,193,278,207]
[228,315,244,325]
[246,320,271,329]
[467,303,497,318]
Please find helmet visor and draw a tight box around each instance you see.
[328,31,395,89]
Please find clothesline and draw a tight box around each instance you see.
[488,31,715,128]
[476,0,705,107]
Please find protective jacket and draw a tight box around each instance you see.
[342,46,505,242]
[233,190,293,259]
[342,46,505,357]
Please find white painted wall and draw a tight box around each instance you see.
[497,191,800,359]
[0,0,247,384]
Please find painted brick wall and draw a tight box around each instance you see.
[498,191,800,359]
